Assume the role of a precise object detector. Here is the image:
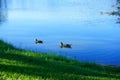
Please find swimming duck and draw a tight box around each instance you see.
[60,42,72,48]
[35,39,43,44]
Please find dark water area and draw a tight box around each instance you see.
[0,0,120,66]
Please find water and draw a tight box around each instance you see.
[0,0,120,66]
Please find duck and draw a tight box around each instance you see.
[60,42,72,48]
[35,39,43,44]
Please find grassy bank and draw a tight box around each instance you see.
[0,40,120,80]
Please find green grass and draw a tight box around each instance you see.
[0,40,120,80]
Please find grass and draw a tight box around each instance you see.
[0,40,120,80]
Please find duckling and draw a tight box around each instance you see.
[35,39,43,44]
[60,42,72,48]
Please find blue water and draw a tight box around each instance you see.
[0,0,120,66]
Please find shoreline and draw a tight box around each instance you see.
[0,40,120,80]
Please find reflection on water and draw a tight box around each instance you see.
[103,0,120,23]
[0,0,120,66]
[0,0,7,24]
[117,0,120,23]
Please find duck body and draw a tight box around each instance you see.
[35,39,43,44]
[60,42,71,48]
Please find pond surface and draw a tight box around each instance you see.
[0,0,120,66]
